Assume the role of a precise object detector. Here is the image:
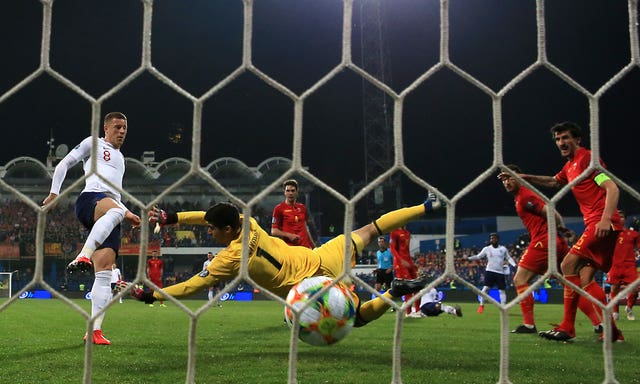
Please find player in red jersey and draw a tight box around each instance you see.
[518,122,623,342]
[390,226,421,317]
[606,212,639,321]
[271,179,315,249]
[500,164,603,334]
[147,250,165,307]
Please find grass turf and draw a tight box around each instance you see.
[1,298,639,383]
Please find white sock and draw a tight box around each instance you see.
[442,304,456,315]
[81,208,125,259]
[208,290,213,301]
[479,286,489,305]
[499,290,507,304]
[91,271,112,330]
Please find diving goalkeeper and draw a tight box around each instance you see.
[130,195,441,327]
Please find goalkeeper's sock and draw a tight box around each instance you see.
[372,205,425,235]
[357,291,394,325]
[91,271,112,330]
[83,207,125,256]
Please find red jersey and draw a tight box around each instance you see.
[612,229,639,267]
[514,185,548,245]
[147,258,163,279]
[271,201,314,248]
[390,228,416,278]
[554,147,621,229]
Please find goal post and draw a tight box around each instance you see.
[0,272,14,299]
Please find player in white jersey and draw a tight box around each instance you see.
[415,287,462,318]
[42,112,141,345]
[111,263,123,304]
[465,233,516,313]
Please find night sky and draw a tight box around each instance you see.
[1,0,638,222]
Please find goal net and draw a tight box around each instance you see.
[0,0,638,384]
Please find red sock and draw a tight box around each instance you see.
[627,293,636,309]
[584,281,615,328]
[414,298,421,314]
[516,284,534,326]
[404,294,413,315]
[559,275,581,333]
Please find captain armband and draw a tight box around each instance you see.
[594,173,611,186]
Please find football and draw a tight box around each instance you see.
[284,276,356,346]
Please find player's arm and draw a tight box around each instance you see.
[506,250,517,267]
[596,176,620,237]
[271,227,298,243]
[466,248,486,261]
[520,173,563,188]
[134,254,231,302]
[151,207,208,230]
[42,139,87,206]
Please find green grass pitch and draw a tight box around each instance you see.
[1,298,639,383]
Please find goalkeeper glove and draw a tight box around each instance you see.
[150,206,173,234]
[131,286,156,304]
[424,192,442,212]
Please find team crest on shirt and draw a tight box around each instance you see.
[199,270,209,278]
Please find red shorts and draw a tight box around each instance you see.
[394,266,417,280]
[606,263,638,285]
[519,237,568,275]
[150,275,163,288]
[570,225,619,272]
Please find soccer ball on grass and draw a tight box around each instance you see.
[284,276,356,346]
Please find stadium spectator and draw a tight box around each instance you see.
[375,236,393,292]
[271,179,315,248]
[42,112,141,345]
[465,233,516,314]
[606,212,639,321]
[390,226,421,317]
[519,121,623,342]
[147,250,165,307]
[131,195,443,329]
[499,164,602,334]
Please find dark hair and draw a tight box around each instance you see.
[550,121,582,139]
[204,202,241,230]
[503,164,522,174]
[489,233,499,240]
[283,179,298,189]
[104,112,127,124]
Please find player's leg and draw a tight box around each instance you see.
[512,266,537,333]
[609,282,621,320]
[353,196,440,247]
[88,248,116,345]
[437,302,463,317]
[478,285,489,313]
[71,194,125,271]
[626,283,637,320]
[154,278,166,307]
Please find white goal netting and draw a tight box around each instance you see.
[0,0,638,383]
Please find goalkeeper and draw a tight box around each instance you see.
[131,196,441,327]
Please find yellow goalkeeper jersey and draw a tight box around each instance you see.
[156,211,361,300]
